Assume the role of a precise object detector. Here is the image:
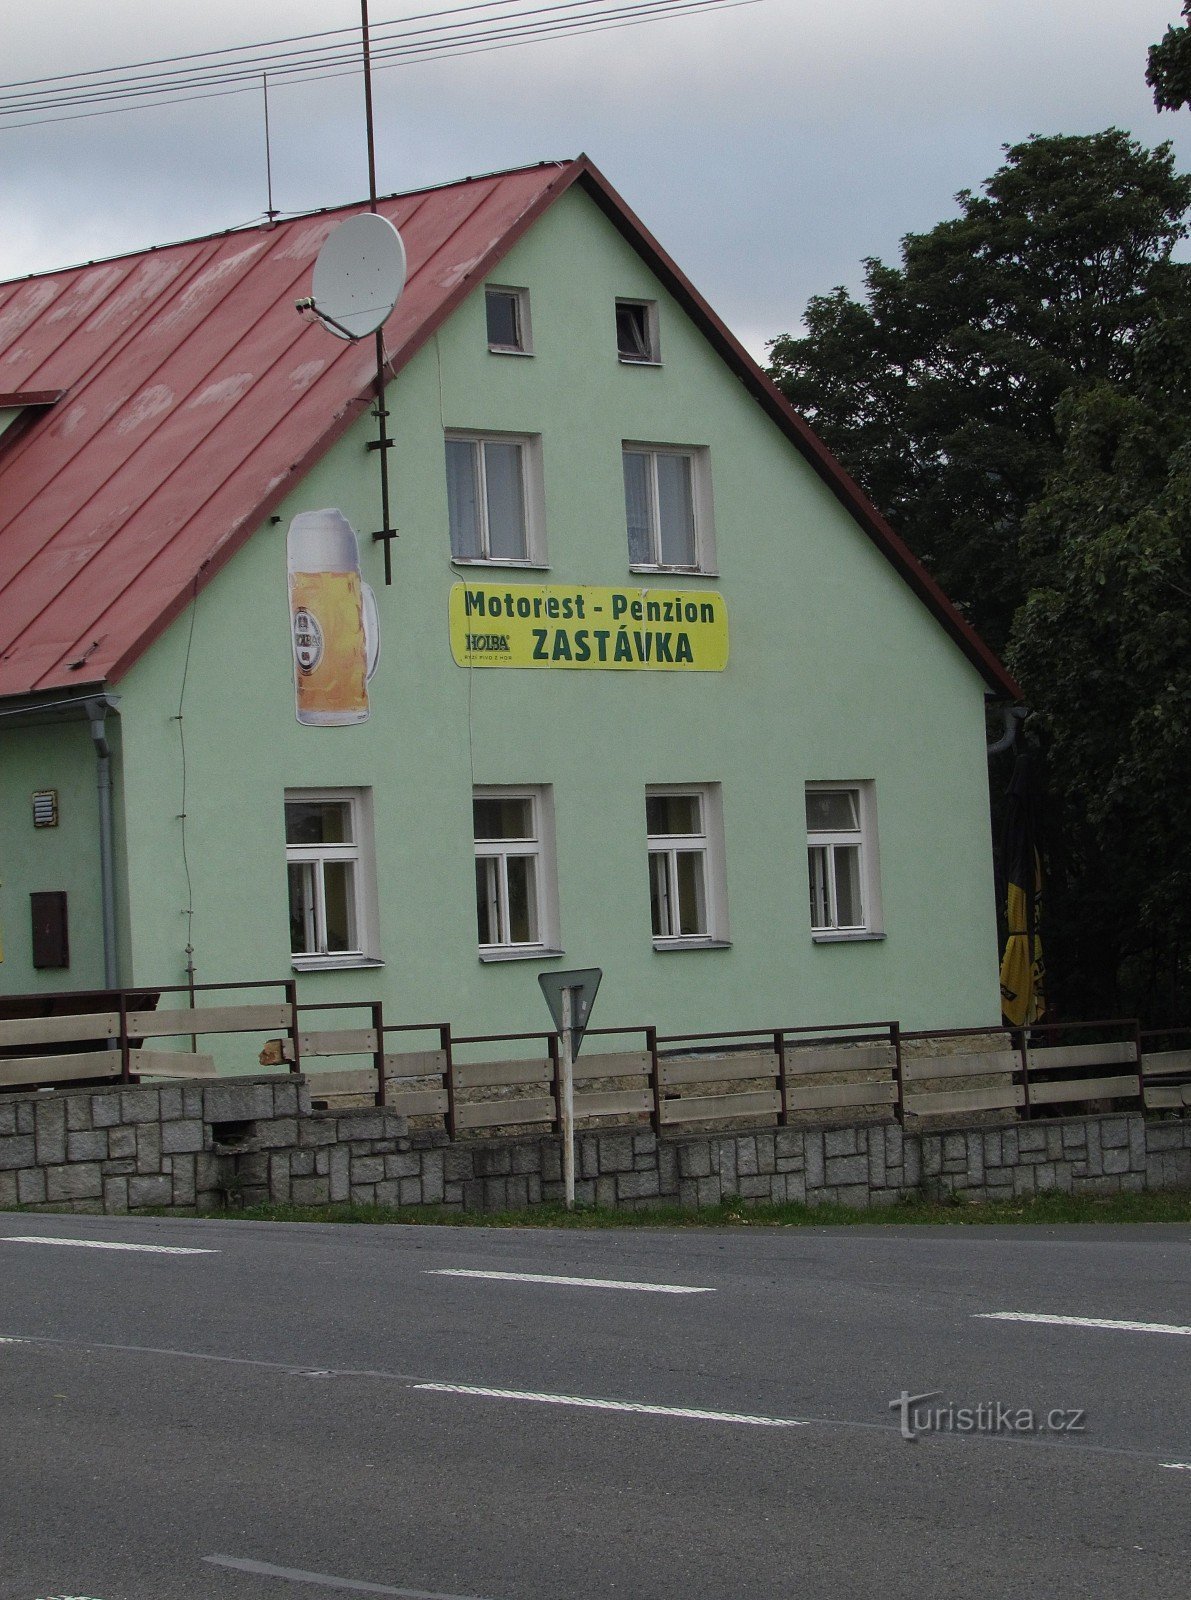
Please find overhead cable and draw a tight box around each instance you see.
[0,0,757,129]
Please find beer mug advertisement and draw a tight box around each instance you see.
[287,509,380,725]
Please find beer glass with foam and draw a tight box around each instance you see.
[287,509,380,725]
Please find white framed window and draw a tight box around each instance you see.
[623,443,715,572]
[285,789,380,968]
[646,785,729,948]
[806,782,882,939]
[616,298,659,364]
[445,432,544,565]
[473,786,560,959]
[486,285,532,354]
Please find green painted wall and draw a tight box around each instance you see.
[5,185,1003,1043]
[0,720,112,992]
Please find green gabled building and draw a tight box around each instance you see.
[0,157,1018,1042]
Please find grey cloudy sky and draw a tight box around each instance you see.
[3,1,1188,359]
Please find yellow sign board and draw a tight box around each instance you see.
[449,583,728,671]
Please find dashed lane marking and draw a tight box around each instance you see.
[426,1268,712,1294]
[976,1312,1191,1337]
[203,1554,497,1597]
[1,1332,1181,1471]
[1,1236,216,1255]
[413,1381,805,1427]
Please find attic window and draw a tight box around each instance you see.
[0,390,63,456]
[486,286,531,355]
[616,300,659,364]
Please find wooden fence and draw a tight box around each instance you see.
[0,981,299,1088]
[1,985,1189,1137]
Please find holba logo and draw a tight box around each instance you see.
[293,607,324,674]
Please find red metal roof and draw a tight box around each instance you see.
[0,156,1018,700]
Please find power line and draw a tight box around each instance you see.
[2,0,721,113]
[3,0,515,89]
[0,0,755,127]
[2,0,584,106]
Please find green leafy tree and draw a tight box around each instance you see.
[1149,3,1191,111]
[1008,323,1191,1022]
[768,132,1191,652]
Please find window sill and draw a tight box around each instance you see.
[811,931,886,944]
[452,557,550,570]
[291,955,386,972]
[652,938,732,953]
[628,563,719,579]
[488,345,533,357]
[618,356,662,368]
[479,946,565,964]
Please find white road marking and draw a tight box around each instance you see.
[976,1312,1191,1337]
[1,1236,216,1255]
[203,1554,496,1597]
[427,1268,712,1294]
[3,1331,1182,1466]
[413,1381,806,1427]
[1160,1462,1191,1471]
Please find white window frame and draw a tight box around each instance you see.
[445,431,546,566]
[646,784,729,950]
[622,442,716,574]
[616,298,660,365]
[284,788,381,970]
[473,785,561,961]
[485,284,532,355]
[805,781,883,941]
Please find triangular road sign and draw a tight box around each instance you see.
[538,968,602,1059]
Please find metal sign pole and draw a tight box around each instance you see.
[538,968,601,1212]
[560,987,576,1210]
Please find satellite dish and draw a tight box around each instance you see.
[307,213,406,341]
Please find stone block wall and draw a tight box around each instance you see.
[449,1116,1191,1211]
[0,1075,437,1215]
[0,1075,1188,1216]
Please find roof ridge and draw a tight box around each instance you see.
[0,160,576,290]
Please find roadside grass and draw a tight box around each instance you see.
[154,1188,1191,1228]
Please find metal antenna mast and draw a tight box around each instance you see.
[361,0,397,585]
[262,73,279,223]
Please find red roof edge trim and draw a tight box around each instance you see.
[571,159,1021,702]
[0,161,572,292]
[0,390,64,407]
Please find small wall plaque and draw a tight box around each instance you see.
[32,789,59,828]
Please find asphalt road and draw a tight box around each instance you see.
[0,1212,1188,1600]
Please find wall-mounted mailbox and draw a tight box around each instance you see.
[30,890,69,969]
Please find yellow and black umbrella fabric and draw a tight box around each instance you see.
[999,750,1045,1028]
